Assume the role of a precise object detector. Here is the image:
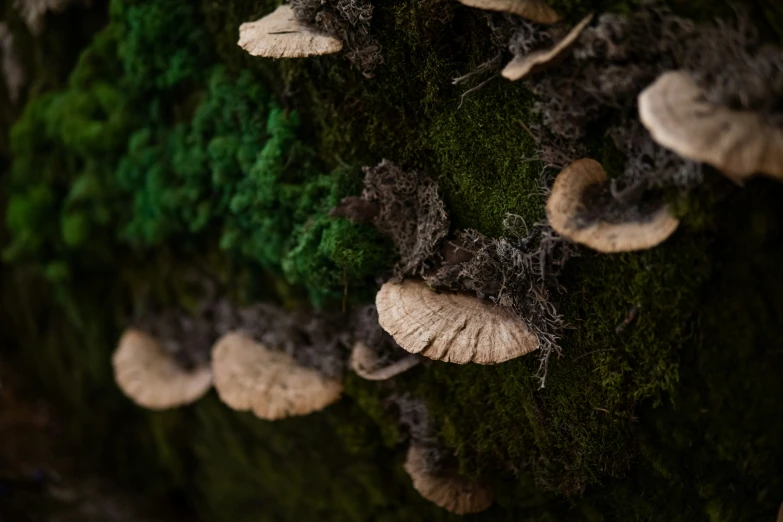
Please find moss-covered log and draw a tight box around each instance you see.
[1,0,782,520]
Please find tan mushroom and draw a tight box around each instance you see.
[778,501,783,522]
[238,4,343,59]
[456,0,560,24]
[502,13,593,81]
[546,158,679,253]
[375,280,538,364]
[404,445,494,514]
[638,70,783,184]
[211,332,342,420]
[112,329,212,410]
[349,341,422,381]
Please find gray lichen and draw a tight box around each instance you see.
[290,0,383,77]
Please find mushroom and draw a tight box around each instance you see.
[211,332,342,420]
[502,13,593,81]
[638,70,783,184]
[349,341,422,381]
[375,280,538,364]
[404,445,494,514]
[546,158,679,253]
[455,0,560,24]
[238,4,343,59]
[112,329,213,410]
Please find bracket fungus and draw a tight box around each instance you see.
[403,445,494,514]
[238,4,343,59]
[456,0,560,25]
[376,280,538,364]
[639,70,783,184]
[112,329,213,410]
[349,341,422,381]
[546,158,679,253]
[211,332,342,420]
[503,13,593,81]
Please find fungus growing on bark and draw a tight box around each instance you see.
[403,445,494,514]
[546,158,679,253]
[638,70,783,184]
[456,0,560,24]
[211,332,343,420]
[112,329,212,410]
[349,341,421,381]
[238,4,343,59]
[502,14,593,81]
[376,280,538,364]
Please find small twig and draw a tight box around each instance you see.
[518,119,539,143]
[458,74,498,109]
[451,52,502,85]
[574,348,616,361]
[615,304,640,334]
[342,267,348,314]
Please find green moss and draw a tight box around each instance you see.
[3,0,783,521]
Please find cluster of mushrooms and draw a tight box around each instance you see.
[110,0,783,516]
[112,297,502,514]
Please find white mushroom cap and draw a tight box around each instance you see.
[112,329,213,410]
[404,445,494,515]
[502,14,593,81]
[375,280,538,365]
[546,158,679,253]
[456,0,560,24]
[349,341,422,381]
[211,332,342,420]
[238,4,343,59]
[639,70,783,184]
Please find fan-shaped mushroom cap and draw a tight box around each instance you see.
[238,5,343,59]
[503,13,593,81]
[211,332,342,420]
[349,341,421,381]
[375,280,538,364]
[638,70,783,184]
[112,329,212,410]
[404,445,494,514]
[456,0,560,24]
[546,158,679,253]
